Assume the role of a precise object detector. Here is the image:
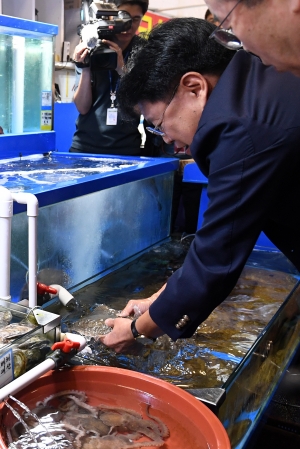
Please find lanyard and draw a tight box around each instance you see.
[109,70,118,107]
[109,50,130,107]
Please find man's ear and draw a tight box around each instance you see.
[179,72,210,102]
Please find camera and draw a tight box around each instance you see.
[76,1,132,70]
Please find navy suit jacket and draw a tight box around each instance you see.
[150,50,300,340]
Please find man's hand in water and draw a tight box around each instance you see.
[100,310,164,353]
[99,317,136,353]
[117,283,167,317]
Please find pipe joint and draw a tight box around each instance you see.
[11,192,39,216]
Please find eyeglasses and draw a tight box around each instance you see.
[209,0,243,50]
[146,84,179,137]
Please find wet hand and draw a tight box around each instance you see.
[118,298,153,318]
[102,40,124,75]
[99,317,135,353]
[118,285,167,318]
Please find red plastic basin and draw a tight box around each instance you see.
[0,366,230,449]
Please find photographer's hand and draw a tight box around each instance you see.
[73,42,89,65]
[73,42,93,115]
[102,39,125,75]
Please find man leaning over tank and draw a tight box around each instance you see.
[205,0,300,77]
[97,18,300,352]
[69,0,148,155]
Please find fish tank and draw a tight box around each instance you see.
[0,15,57,151]
[0,152,178,303]
[44,236,300,449]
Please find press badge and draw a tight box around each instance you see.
[106,108,118,125]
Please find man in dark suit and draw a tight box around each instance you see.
[205,0,300,77]
[99,18,300,352]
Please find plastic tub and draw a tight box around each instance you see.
[0,366,230,448]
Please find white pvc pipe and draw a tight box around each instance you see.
[0,187,13,301]
[0,333,86,402]
[0,358,55,403]
[28,215,38,309]
[49,284,74,307]
[11,193,39,309]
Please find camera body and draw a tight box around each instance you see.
[76,1,132,70]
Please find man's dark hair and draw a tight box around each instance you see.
[114,0,149,15]
[118,18,236,119]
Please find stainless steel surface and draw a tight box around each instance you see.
[187,387,226,414]
[219,281,300,448]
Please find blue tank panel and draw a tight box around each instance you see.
[0,15,58,38]
[0,153,179,214]
[183,162,279,251]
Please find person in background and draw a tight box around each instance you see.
[0,126,4,135]
[204,8,220,26]
[205,0,300,77]
[69,0,149,155]
[99,18,300,352]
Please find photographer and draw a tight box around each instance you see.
[69,0,148,155]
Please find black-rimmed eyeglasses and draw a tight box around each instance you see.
[146,84,179,137]
[209,0,243,50]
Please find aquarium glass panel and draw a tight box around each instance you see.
[0,33,53,134]
[0,34,13,133]
[10,173,173,302]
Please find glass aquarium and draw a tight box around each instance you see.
[0,152,178,303]
[44,237,300,449]
[0,15,57,135]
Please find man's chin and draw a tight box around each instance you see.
[280,64,300,78]
[259,56,300,77]
[290,68,300,78]
[272,63,300,78]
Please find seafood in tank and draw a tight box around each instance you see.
[0,306,54,384]
[60,238,298,390]
[0,310,13,327]
[0,308,38,349]
[6,390,169,448]
[7,335,52,378]
[0,323,36,349]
